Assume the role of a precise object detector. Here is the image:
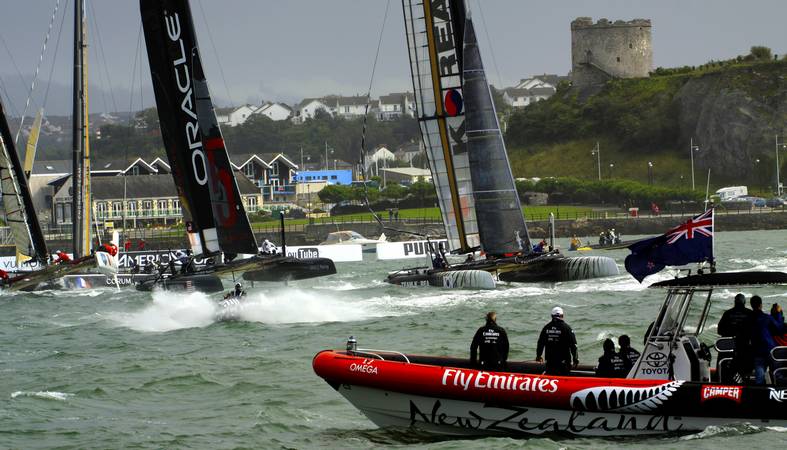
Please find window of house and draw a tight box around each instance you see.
[244,164,254,178]
[271,164,279,176]
[112,201,123,217]
[157,199,168,215]
[127,201,137,216]
[64,203,71,222]
[246,196,258,211]
[331,175,337,180]
[56,203,64,223]
[96,202,106,218]
[322,176,328,180]
[132,166,140,176]
[173,199,181,214]
[616,56,621,62]
[344,106,350,113]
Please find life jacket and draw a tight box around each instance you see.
[101,243,118,256]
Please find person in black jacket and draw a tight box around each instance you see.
[536,306,578,375]
[470,312,509,370]
[596,338,628,377]
[618,335,640,371]
[718,293,754,337]
[718,293,755,380]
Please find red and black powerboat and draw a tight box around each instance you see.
[314,271,787,437]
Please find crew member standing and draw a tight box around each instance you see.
[750,295,785,385]
[718,293,754,381]
[470,312,509,370]
[536,306,578,375]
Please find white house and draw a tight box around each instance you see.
[293,98,333,123]
[220,104,258,127]
[334,96,371,119]
[502,86,556,108]
[378,92,415,120]
[257,102,293,121]
[365,146,396,175]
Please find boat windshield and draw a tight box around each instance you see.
[655,288,712,337]
[656,290,690,336]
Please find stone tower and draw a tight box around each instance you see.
[570,17,652,88]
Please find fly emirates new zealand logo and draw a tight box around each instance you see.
[442,368,559,393]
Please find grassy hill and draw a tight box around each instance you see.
[505,54,787,190]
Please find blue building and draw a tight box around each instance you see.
[295,170,352,185]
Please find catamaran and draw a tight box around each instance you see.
[385,0,617,288]
[137,0,336,292]
[0,99,113,291]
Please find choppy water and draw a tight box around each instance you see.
[1,230,786,449]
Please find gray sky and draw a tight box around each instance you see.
[1,0,785,115]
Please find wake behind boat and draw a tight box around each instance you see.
[315,270,787,437]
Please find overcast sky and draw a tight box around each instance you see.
[1,0,785,115]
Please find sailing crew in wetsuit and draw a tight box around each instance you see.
[536,306,578,376]
[470,311,509,370]
[617,335,641,371]
[596,338,627,377]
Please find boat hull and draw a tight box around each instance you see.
[384,254,619,287]
[386,269,495,289]
[313,350,787,437]
[242,257,336,282]
[134,273,224,293]
[336,385,755,437]
[497,255,620,283]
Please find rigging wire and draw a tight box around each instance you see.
[13,0,61,146]
[42,0,70,114]
[0,76,19,117]
[358,0,427,239]
[0,33,29,110]
[475,0,504,91]
[86,1,109,114]
[87,0,120,114]
[195,0,234,107]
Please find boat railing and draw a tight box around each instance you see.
[353,348,411,364]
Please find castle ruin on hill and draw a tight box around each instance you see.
[571,17,653,88]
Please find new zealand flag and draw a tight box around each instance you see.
[625,209,714,282]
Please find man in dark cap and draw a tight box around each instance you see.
[470,312,509,370]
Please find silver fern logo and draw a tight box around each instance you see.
[569,381,684,413]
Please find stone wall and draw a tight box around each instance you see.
[571,17,652,88]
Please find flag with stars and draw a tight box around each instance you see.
[625,209,714,282]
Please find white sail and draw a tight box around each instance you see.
[402,0,479,253]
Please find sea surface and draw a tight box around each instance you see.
[1,229,786,449]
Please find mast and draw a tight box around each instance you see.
[71,0,90,258]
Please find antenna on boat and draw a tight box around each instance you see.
[279,213,286,257]
[704,168,711,210]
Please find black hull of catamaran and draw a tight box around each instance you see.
[497,254,619,283]
[134,273,225,293]
[384,254,619,286]
[242,257,337,282]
